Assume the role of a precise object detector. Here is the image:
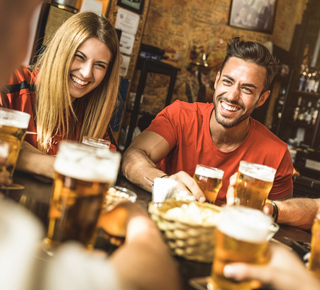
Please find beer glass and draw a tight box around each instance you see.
[0,108,30,177]
[212,206,272,290]
[308,210,320,278]
[82,136,111,149]
[103,186,137,246]
[43,141,121,253]
[234,161,276,210]
[193,164,224,204]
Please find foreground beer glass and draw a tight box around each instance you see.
[234,161,276,210]
[308,209,320,278]
[82,136,111,149]
[0,108,30,177]
[43,141,121,254]
[193,164,224,203]
[212,206,272,290]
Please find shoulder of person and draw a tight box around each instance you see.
[165,100,212,114]
[250,117,288,149]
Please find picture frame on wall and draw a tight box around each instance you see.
[117,0,144,14]
[228,0,278,34]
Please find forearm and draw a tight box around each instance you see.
[110,216,182,290]
[16,149,55,178]
[122,148,167,192]
[276,198,319,230]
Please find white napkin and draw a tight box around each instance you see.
[152,178,178,202]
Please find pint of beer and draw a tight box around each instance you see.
[212,206,272,290]
[234,161,276,210]
[308,210,320,278]
[44,141,121,252]
[0,108,30,176]
[82,136,111,149]
[193,164,224,204]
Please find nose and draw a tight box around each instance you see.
[79,61,93,78]
[227,84,240,101]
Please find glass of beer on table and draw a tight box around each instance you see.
[0,108,30,177]
[82,136,111,149]
[212,205,272,290]
[43,141,121,254]
[308,209,320,278]
[193,164,224,204]
[234,161,276,210]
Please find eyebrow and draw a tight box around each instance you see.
[223,75,257,90]
[76,50,109,66]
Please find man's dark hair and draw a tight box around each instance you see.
[220,37,279,93]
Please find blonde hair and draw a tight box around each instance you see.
[34,11,120,152]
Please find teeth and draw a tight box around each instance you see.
[71,76,89,86]
[221,102,238,112]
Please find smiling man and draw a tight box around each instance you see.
[122,37,293,205]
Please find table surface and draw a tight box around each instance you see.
[4,171,312,290]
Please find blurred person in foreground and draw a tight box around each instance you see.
[223,244,320,290]
[0,1,181,289]
[1,11,121,179]
[122,37,293,205]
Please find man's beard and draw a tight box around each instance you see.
[213,95,255,128]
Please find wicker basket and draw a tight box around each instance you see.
[148,200,221,263]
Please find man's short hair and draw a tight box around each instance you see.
[220,37,279,93]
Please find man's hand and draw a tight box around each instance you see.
[98,201,148,238]
[168,171,206,202]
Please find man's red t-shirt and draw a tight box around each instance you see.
[147,100,293,205]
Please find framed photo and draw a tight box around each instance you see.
[117,0,144,14]
[228,0,278,34]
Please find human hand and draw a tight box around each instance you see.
[223,245,320,290]
[226,172,237,205]
[98,201,148,238]
[168,171,206,202]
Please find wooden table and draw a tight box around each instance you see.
[4,171,312,290]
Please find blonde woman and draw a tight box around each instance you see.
[0,11,120,178]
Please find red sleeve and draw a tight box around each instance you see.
[146,102,179,149]
[268,148,293,200]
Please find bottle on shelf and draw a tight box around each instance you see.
[306,101,313,125]
[293,96,302,121]
[305,71,313,92]
[298,65,308,91]
[306,70,317,92]
[312,99,320,125]
[314,70,320,93]
[298,99,306,122]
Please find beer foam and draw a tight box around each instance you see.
[0,109,30,129]
[239,161,276,183]
[195,165,224,179]
[217,206,272,243]
[54,143,121,182]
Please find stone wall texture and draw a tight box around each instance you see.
[129,0,308,116]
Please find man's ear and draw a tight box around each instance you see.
[256,90,270,108]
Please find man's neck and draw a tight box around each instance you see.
[209,114,251,152]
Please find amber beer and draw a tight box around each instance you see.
[193,165,224,203]
[0,108,30,176]
[212,206,272,290]
[308,210,320,278]
[235,161,276,210]
[44,141,121,251]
